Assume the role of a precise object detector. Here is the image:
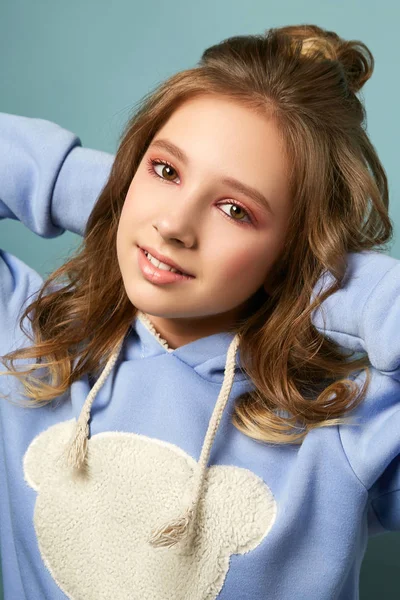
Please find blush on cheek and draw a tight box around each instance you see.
[223,252,263,280]
[220,253,261,286]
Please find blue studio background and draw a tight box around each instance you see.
[0,0,399,598]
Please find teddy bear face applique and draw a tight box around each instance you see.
[23,419,277,600]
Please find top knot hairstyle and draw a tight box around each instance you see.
[1,24,393,444]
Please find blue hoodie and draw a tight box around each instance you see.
[0,112,399,600]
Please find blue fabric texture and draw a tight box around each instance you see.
[0,113,399,599]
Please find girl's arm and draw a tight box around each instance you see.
[0,113,114,352]
[312,250,400,380]
[312,251,400,534]
[0,112,114,237]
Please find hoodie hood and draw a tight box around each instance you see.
[63,310,243,550]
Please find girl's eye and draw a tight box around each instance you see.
[148,158,180,184]
[146,158,253,226]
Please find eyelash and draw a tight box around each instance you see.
[145,157,254,226]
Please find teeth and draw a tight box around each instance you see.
[144,251,181,273]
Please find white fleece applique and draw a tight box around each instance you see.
[23,420,277,600]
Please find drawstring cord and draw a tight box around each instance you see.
[62,314,241,550]
[63,338,125,470]
[148,333,240,548]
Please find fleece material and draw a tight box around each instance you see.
[0,112,399,600]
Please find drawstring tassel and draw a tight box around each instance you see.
[148,504,196,548]
[65,412,90,470]
[62,339,125,471]
[149,476,199,548]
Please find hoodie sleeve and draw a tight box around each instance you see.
[311,250,400,534]
[311,250,400,380]
[0,112,114,236]
[0,112,114,354]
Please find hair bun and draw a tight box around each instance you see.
[277,24,374,93]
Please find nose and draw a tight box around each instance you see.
[152,222,195,248]
[152,195,200,248]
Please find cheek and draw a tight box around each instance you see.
[116,208,127,250]
[121,188,135,216]
[120,177,151,225]
[116,199,135,261]
[117,191,137,237]
[219,246,266,280]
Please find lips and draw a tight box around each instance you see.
[138,245,194,277]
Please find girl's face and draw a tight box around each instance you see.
[116,94,291,349]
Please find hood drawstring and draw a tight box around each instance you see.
[63,338,125,470]
[63,311,241,550]
[149,332,240,549]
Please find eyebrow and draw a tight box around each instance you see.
[148,138,274,216]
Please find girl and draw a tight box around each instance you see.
[0,24,399,600]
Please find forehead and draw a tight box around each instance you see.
[161,94,277,139]
[150,95,290,212]
[156,94,287,170]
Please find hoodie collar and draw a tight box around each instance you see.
[125,311,248,383]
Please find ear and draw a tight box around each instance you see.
[23,419,76,491]
[203,464,277,554]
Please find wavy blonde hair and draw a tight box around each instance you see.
[0,24,393,444]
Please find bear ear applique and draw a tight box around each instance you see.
[23,419,77,490]
[202,464,277,553]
